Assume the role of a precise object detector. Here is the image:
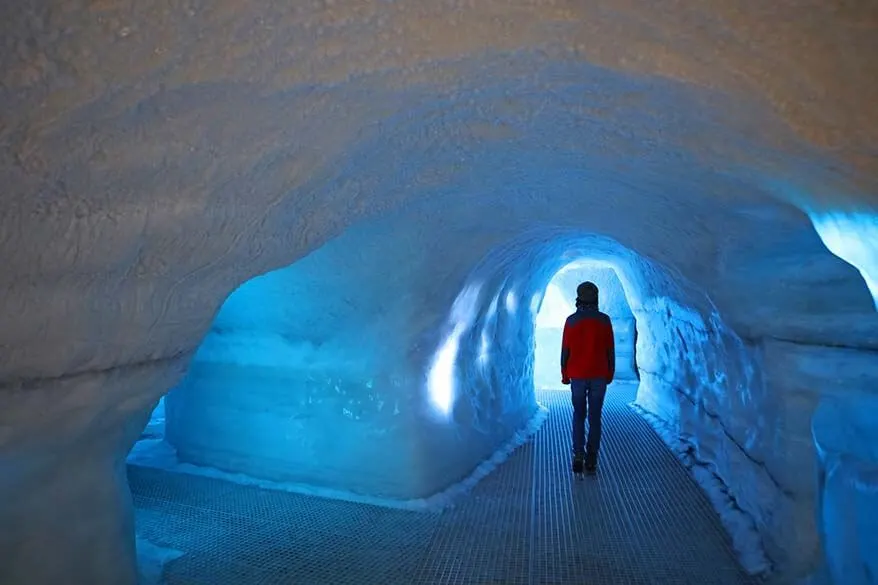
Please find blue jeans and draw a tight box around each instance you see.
[571,379,608,464]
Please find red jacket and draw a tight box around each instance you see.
[561,307,615,382]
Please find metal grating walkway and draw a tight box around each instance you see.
[130,385,762,584]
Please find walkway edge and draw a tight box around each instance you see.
[630,402,773,577]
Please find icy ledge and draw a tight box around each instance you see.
[631,403,772,576]
[129,403,549,511]
[812,395,878,585]
[135,536,184,585]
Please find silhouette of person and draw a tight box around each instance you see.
[561,281,615,473]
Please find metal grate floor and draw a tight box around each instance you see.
[130,385,762,584]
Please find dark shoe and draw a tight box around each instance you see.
[585,452,597,473]
[572,453,584,474]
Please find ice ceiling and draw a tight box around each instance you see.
[0,2,877,585]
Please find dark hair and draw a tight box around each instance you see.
[576,281,599,306]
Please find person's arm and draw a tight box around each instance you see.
[561,319,571,384]
[606,319,616,384]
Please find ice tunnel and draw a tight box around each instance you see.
[135,228,748,504]
[1,2,877,585]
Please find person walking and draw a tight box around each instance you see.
[561,281,615,474]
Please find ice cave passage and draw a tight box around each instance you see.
[1,2,878,585]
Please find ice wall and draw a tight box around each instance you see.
[707,207,878,578]
[633,296,774,571]
[635,229,878,577]
[0,358,188,585]
[141,398,165,440]
[164,219,541,500]
[812,396,878,585]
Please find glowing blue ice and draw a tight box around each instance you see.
[505,290,517,313]
[427,283,483,417]
[427,323,464,416]
[810,211,878,310]
[530,292,542,314]
[535,283,572,328]
[812,395,878,585]
[486,295,499,320]
[478,330,491,366]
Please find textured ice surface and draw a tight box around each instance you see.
[134,404,547,510]
[813,396,878,585]
[158,223,875,577]
[141,398,165,440]
[135,536,183,585]
[2,2,878,584]
[809,212,878,310]
[0,358,189,585]
[633,404,770,574]
[162,220,544,499]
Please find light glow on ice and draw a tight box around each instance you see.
[810,211,878,310]
[428,283,483,416]
[533,260,640,389]
[428,323,465,416]
[486,295,499,320]
[478,329,491,366]
[535,283,573,328]
[505,290,517,313]
[530,292,542,314]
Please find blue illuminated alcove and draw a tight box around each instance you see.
[534,261,638,390]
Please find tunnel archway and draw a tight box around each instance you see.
[127,225,761,533]
[533,260,638,390]
[441,232,756,481]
